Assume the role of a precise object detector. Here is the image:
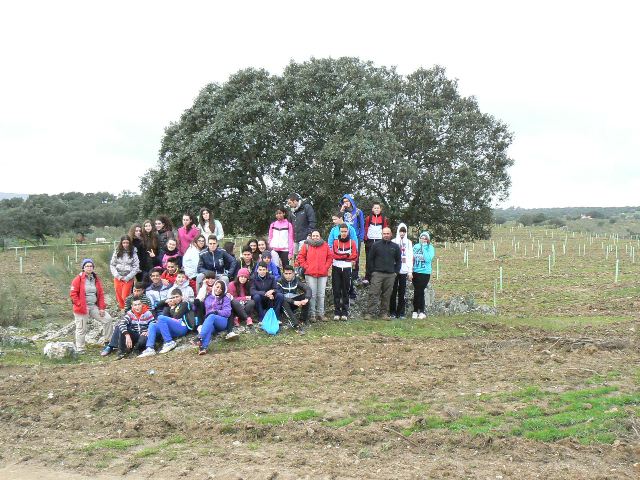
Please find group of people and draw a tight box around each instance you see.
[70,193,435,358]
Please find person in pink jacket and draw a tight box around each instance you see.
[177,213,199,256]
[295,229,332,322]
[268,207,294,268]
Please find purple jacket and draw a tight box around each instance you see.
[204,294,231,318]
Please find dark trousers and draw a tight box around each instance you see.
[252,293,284,320]
[108,327,148,353]
[282,294,309,327]
[390,273,408,316]
[332,265,352,316]
[367,271,396,315]
[412,272,431,313]
[276,250,289,268]
[364,239,380,281]
[230,299,256,323]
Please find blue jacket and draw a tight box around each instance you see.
[197,248,239,278]
[253,260,280,279]
[413,231,435,274]
[327,223,359,252]
[340,194,365,243]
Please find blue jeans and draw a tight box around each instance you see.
[146,315,188,347]
[200,313,228,348]
[252,292,284,320]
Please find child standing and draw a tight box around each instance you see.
[412,231,435,319]
[390,223,413,318]
[268,207,294,268]
[330,224,358,321]
[363,202,388,284]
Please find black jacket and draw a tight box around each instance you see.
[366,239,401,276]
[290,200,317,242]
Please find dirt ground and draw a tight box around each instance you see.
[1,321,640,479]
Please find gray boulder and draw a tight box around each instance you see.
[44,341,77,358]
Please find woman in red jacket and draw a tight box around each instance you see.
[295,230,332,322]
[70,258,114,354]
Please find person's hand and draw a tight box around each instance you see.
[197,325,202,334]
[125,335,133,350]
[408,274,413,281]
[162,279,170,286]
[99,309,105,317]
[141,332,148,337]
[296,299,309,306]
[148,250,156,257]
[288,254,294,261]
[340,205,346,212]
[226,293,233,299]
[266,290,274,299]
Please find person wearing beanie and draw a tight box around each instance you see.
[70,259,114,354]
[227,268,256,327]
[411,231,435,319]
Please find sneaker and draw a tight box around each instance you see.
[294,326,306,335]
[318,315,328,322]
[233,316,240,327]
[138,347,156,358]
[225,331,239,341]
[340,315,348,322]
[159,341,177,354]
[198,346,207,355]
[190,336,203,347]
[399,315,406,319]
[333,315,340,321]
[362,279,370,285]
[418,312,426,319]
[246,317,254,326]
[115,353,126,360]
[390,314,397,319]
[101,346,113,356]
[412,312,419,319]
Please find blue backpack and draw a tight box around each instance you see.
[261,307,279,335]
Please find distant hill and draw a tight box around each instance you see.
[494,206,640,221]
[0,193,29,200]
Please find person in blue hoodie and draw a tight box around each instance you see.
[253,250,280,279]
[412,231,435,319]
[340,194,365,284]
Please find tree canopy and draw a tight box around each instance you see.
[141,57,514,240]
[0,191,141,245]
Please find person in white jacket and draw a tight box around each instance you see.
[183,234,206,281]
[390,223,413,318]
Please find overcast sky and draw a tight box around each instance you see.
[1,1,637,209]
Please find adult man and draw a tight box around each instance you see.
[287,193,317,257]
[196,235,239,289]
[364,227,401,320]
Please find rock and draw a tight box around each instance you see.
[43,342,77,358]
[448,296,469,315]
[472,305,500,316]
[31,322,75,342]
[464,294,476,309]
[425,284,436,307]
[0,334,36,347]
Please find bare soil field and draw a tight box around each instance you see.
[1,231,639,479]
[1,321,640,479]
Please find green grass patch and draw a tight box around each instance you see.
[81,439,141,451]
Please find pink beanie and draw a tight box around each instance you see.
[237,268,251,278]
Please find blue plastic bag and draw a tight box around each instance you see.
[261,307,279,335]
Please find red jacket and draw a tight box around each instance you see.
[296,241,333,277]
[330,238,359,262]
[70,272,106,315]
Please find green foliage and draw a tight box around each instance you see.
[141,57,514,240]
[0,192,142,246]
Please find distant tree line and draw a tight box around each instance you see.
[0,192,141,246]
[494,206,640,223]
